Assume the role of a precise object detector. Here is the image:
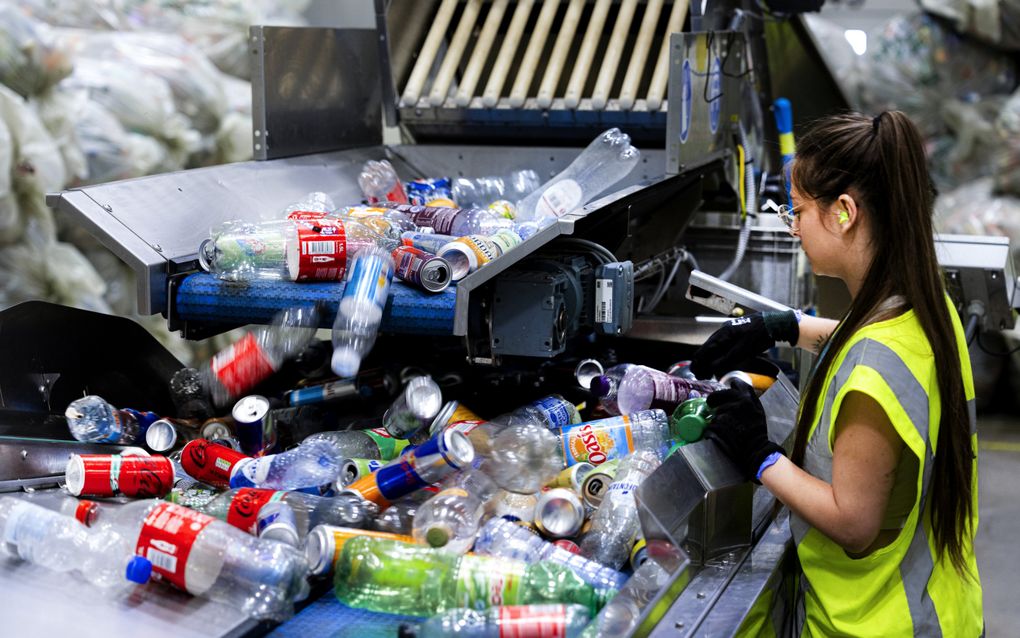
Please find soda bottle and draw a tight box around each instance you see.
[64,395,160,445]
[383,375,444,439]
[303,427,411,461]
[401,604,590,638]
[492,394,581,430]
[556,410,672,467]
[106,500,309,619]
[229,439,342,493]
[204,304,320,407]
[580,558,672,638]
[614,365,725,415]
[169,367,214,421]
[198,219,291,281]
[358,160,408,204]
[0,497,152,589]
[484,422,562,494]
[580,451,661,570]
[670,397,714,444]
[372,489,436,536]
[450,169,542,209]
[473,517,628,592]
[330,245,396,378]
[514,129,641,221]
[334,537,610,616]
[588,363,636,416]
[384,203,514,236]
[412,487,484,554]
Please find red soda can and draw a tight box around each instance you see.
[553,538,582,555]
[65,454,174,498]
[180,438,251,489]
[391,245,452,292]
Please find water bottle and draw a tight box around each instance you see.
[330,245,396,378]
[492,394,581,430]
[473,517,628,592]
[169,367,214,420]
[384,203,514,236]
[383,375,444,438]
[19,490,100,527]
[0,497,152,589]
[302,427,411,461]
[64,395,160,444]
[104,499,309,620]
[580,451,661,570]
[204,305,320,407]
[412,487,484,553]
[484,422,563,494]
[580,559,672,638]
[371,489,436,536]
[198,219,292,281]
[588,363,636,416]
[557,410,672,467]
[615,365,725,415]
[450,169,542,208]
[334,537,610,616]
[515,129,640,221]
[486,490,539,528]
[278,191,336,219]
[229,439,342,493]
[402,604,590,638]
[358,159,408,204]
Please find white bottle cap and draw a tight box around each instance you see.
[331,348,362,378]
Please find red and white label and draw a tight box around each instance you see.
[210,333,275,397]
[293,218,347,282]
[449,419,485,435]
[180,439,251,488]
[135,502,215,592]
[77,455,174,498]
[286,210,329,221]
[498,605,568,638]
[226,488,285,534]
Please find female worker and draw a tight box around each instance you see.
[689,111,983,636]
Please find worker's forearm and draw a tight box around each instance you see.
[795,315,840,354]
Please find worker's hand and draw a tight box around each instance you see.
[689,310,799,379]
[704,382,784,483]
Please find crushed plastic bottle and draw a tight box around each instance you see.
[484,422,563,494]
[229,439,343,493]
[412,487,484,553]
[330,245,396,378]
[579,559,672,638]
[302,427,411,461]
[358,160,408,205]
[401,604,590,638]
[492,394,582,430]
[450,169,542,208]
[64,395,159,445]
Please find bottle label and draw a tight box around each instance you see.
[292,218,347,282]
[648,375,714,411]
[456,555,526,609]
[181,439,251,488]
[226,488,286,534]
[449,419,485,436]
[560,416,635,466]
[77,454,174,498]
[135,502,215,593]
[533,396,573,429]
[536,179,583,218]
[487,230,520,256]
[363,427,410,460]
[607,480,640,497]
[210,333,275,398]
[498,605,568,638]
[389,203,461,235]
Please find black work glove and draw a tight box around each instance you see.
[689,310,799,379]
[704,382,784,483]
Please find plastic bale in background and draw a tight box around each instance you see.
[921,0,1020,52]
[71,99,168,185]
[992,86,1020,196]
[0,5,73,98]
[31,88,89,185]
[0,230,109,314]
[927,95,1006,190]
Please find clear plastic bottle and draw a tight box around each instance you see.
[580,451,661,570]
[169,367,214,421]
[412,487,484,553]
[278,191,336,219]
[204,305,320,407]
[386,203,514,236]
[580,559,671,638]
[492,394,582,430]
[556,410,672,467]
[330,245,396,378]
[371,490,435,536]
[402,604,590,638]
[484,422,563,493]
[358,159,408,205]
[0,497,152,589]
[103,499,309,620]
[588,363,637,416]
[485,490,539,528]
[450,169,542,208]
[473,517,628,592]
[515,128,641,221]
[616,366,725,415]
[333,537,609,616]
[302,427,411,461]
[20,490,100,527]
[401,230,458,255]
[229,439,342,493]
[64,395,159,444]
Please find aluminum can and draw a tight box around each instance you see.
[581,458,620,509]
[382,376,443,439]
[337,457,384,489]
[232,394,275,457]
[305,525,415,576]
[534,488,585,539]
[65,454,174,498]
[391,245,452,292]
[144,418,200,453]
[548,463,595,493]
[256,501,300,546]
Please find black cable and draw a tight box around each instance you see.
[556,238,616,264]
[977,330,1020,356]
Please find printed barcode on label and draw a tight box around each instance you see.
[304,240,336,255]
[595,278,613,324]
[147,548,178,573]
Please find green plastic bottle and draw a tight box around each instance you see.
[334,537,611,616]
[669,397,714,445]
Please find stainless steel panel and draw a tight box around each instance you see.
[0,438,132,492]
[686,269,793,316]
[251,26,382,160]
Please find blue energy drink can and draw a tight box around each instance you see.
[231,394,276,457]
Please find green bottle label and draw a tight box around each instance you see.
[363,427,411,461]
[454,555,526,609]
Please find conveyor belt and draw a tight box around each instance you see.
[267,591,424,638]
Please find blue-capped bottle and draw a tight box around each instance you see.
[65,395,159,445]
[331,245,396,378]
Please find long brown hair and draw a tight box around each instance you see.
[790,111,974,575]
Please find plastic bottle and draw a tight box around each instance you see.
[204,305,320,407]
[358,159,409,204]
[104,499,309,619]
[334,537,610,616]
[473,517,628,592]
[169,367,214,421]
[371,489,435,536]
[278,191,336,219]
[383,375,444,438]
[19,490,100,527]
[580,451,661,570]
[412,487,484,553]
[330,245,396,378]
[385,203,514,236]
[64,395,159,444]
[302,427,411,461]
[485,490,539,528]
[580,559,671,638]
[402,604,590,638]
[556,410,672,467]
[515,129,641,221]
[450,169,542,208]
[615,365,725,415]
[0,497,152,589]
[492,394,582,430]
[588,363,637,416]
[229,439,342,493]
[484,422,563,493]
[189,488,377,540]
[401,230,458,255]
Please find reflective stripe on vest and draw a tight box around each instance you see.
[791,338,942,637]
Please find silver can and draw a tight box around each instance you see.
[534,487,585,539]
[231,395,275,456]
[256,501,299,546]
[382,375,443,438]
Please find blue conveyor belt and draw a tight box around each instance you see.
[267,589,424,638]
[175,273,457,335]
